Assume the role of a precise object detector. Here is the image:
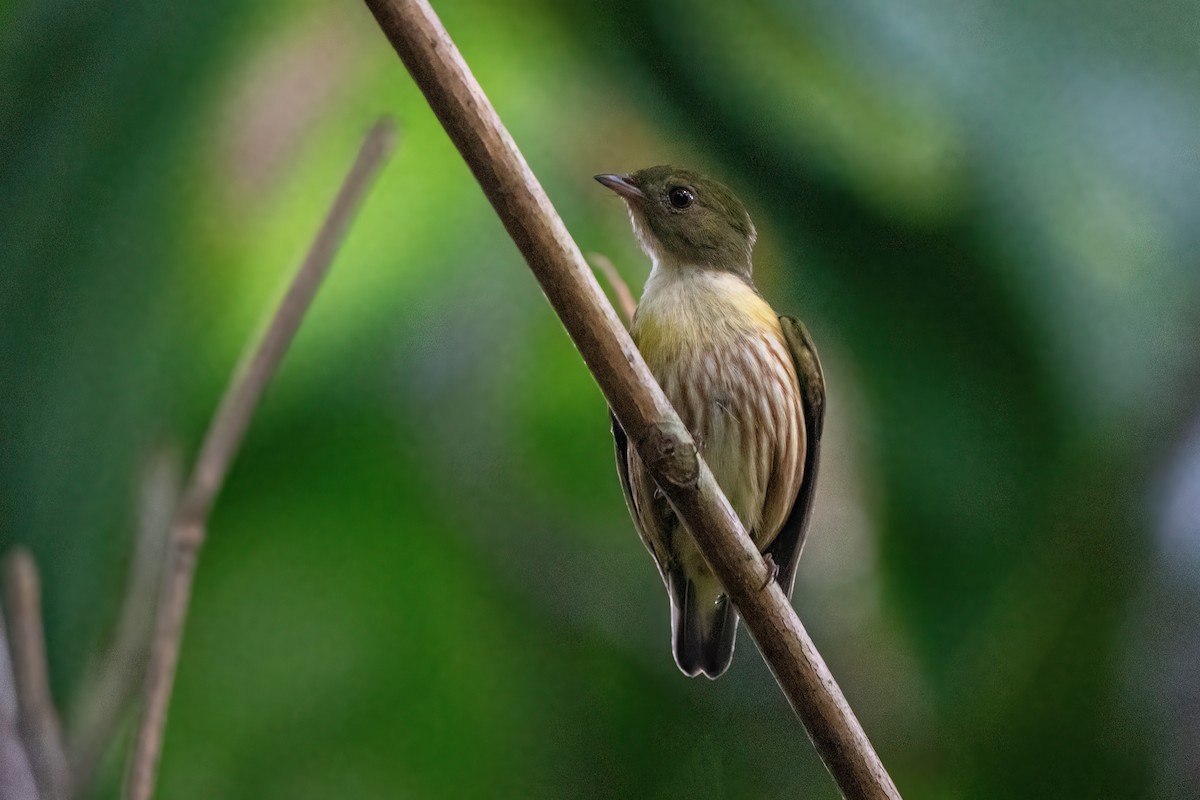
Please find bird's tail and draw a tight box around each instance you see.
[669,571,739,679]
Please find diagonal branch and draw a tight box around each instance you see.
[361,2,900,798]
[124,118,397,800]
[3,548,72,800]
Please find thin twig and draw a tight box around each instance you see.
[68,446,182,792]
[3,548,72,800]
[124,118,397,800]
[0,608,39,800]
[361,2,899,797]
[586,252,637,325]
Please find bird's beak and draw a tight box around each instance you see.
[595,173,644,200]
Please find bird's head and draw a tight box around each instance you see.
[595,166,757,278]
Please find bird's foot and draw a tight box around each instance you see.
[760,553,779,590]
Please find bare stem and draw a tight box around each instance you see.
[3,548,72,800]
[0,608,39,800]
[586,252,637,325]
[124,118,397,800]
[361,2,899,797]
[68,446,182,792]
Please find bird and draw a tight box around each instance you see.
[596,166,825,679]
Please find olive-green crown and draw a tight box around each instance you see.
[597,166,757,277]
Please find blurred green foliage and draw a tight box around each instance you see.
[2,0,1198,797]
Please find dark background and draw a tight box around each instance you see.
[2,0,1199,797]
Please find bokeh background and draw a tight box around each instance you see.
[3,0,1199,797]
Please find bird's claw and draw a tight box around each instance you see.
[761,553,779,590]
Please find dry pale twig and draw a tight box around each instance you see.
[0,607,39,800]
[125,118,397,800]
[67,446,182,792]
[3,548,72,800]
[361,2,899,797]
[586,252,637,325]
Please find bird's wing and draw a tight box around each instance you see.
[611,412,675,581]
[611,411,638,529]
[766,316,826,599]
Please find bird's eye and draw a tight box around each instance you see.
[668,186,695,209]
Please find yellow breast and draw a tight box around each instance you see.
[632,269,782,369]
[629,267,805,572]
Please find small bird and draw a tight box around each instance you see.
[597,166,825,679]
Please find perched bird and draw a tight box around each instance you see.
[596,166,825,679]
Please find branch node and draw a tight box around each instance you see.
[174,521,205,554]
[642,419,699,488]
